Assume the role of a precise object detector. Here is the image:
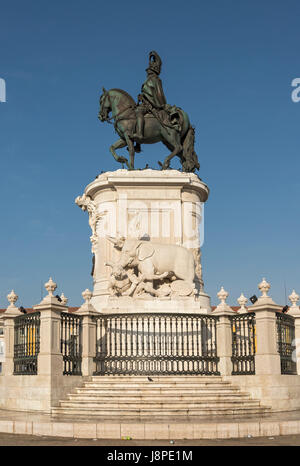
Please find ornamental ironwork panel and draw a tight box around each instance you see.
[14,312,40,375]
[93,313,220,376]
[230,312,256,375]
[61,312,82,375]
[276,312,297,375]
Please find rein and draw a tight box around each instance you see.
[102,93,136,125]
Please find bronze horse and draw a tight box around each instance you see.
[98,88,199,172]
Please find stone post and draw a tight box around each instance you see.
[213,287,235,376]
[250,278,282,375]
[0,290,22,376]
[75,289,98,376]
[287,290,300,375]
[33,278,68,378]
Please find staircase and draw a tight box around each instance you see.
[52,376,271,419]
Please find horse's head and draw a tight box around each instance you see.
[98,87,111,122]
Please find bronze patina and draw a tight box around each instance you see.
[98,51,200,173]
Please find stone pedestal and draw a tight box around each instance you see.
[76,169,211,313]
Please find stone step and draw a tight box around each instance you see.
[82,382,233,389]
[68,393,252,401]
[75,386,240,396]
[89,375,226,379]
[80,389,237,397]
[52,406,270,417]
[59,400,261,409]
[89,376,223,382]
[52,375,270,419]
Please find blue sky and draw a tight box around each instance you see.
[0,0,299,308]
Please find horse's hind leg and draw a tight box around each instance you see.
[109,138,129,167]
[161,131,182,170]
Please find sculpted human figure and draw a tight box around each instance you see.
[75,194,103,253]
[75,194,102,238]
[106,261,140,296]
[106,258,170,297]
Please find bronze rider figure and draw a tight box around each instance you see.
[133,51,167,140]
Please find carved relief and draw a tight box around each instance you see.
[75,193,104,252]
[192,247,204,292]
[105,236,196,299]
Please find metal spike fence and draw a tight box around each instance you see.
[93,313,220,375]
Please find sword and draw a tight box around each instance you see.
[139,95,172,134]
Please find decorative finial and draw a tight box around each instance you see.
[4,289,22,316]
[217,286,228,304]
[74,288,96,315]
[258,277,270,297]
[60,293,68,306]
[44,277,57,297]
[214,286,235,314]
[7,290,18,307]
[289,290,300,311]
[82,288,92,304]
[237,293,248,313]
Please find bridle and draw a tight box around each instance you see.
[100,91,135,126]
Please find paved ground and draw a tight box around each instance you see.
[0,432,300,446]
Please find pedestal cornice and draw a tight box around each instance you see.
[85,169,209,202]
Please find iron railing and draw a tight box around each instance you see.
[61,312,82,375]
[14,312,40,375]
[276,312,297,375]
[93,313,220,375]
[230,312,256,375]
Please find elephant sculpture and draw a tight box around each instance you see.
[106,236,196,291]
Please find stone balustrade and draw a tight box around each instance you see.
[1,277,300,413]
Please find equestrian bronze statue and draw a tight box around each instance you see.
[98,51,200,173]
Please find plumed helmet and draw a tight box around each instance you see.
[147,51,162,75]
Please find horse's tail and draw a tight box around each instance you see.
[182,126,200,172]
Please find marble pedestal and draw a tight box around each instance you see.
[76,169,211,313]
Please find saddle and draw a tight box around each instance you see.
[144,105,182,132]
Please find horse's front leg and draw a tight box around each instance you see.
[124,133,135,170]
[109,138,129,167]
